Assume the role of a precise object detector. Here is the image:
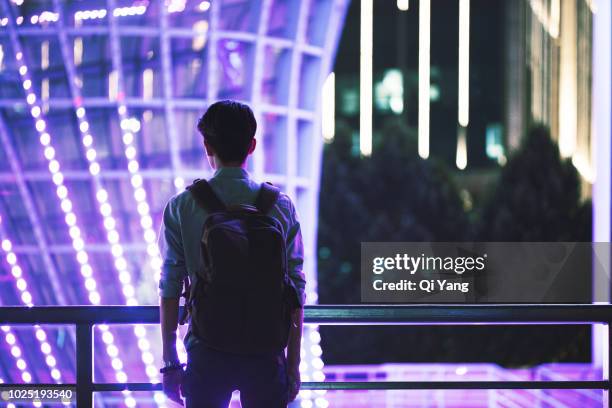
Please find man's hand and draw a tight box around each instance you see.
[286,307,303,402]
[162,368,185,406]
[287,363,301,402]
[160,297,183,405]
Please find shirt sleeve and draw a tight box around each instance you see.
[158,198,187,298]
[286,200,307,307]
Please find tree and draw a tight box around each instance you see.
[478,125,591,241]
[317,123,592,366]
[317,118,472,363]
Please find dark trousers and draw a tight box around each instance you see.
[182,342,289,408]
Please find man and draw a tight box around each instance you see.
[158,100,305,407]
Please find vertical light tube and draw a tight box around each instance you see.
[360,0,373,156]
[591,0,611,371]
[456,0,469,171]
[74,37,83,66]
[41,40,49,70]
[322,72,335,142]
[108,70,118,100]
[142,68,153,100]
[456,127,467,170]
[458,0,470,127]
[418,0,431,159]
[550,0,560,39]
[558,0,578,158]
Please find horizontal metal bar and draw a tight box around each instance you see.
[305,304,612,324]
[11,243,148,254]
[77,380,612,392]
[0,98,317,119]
[0,28,324,54]
[0,170,312,188]
[93,383,163,392]
[0,384,77,388]
[301,381,611,391]
[0,305,611,325]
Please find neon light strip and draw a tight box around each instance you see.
[0,0,209,28]
[558,0,577,158]
[0,94,69,307]
[107,0,186,371]
[1,326,32,385]
[456,126,467,170]
[285,0,327,405]
[3,12,136,407]
[50,1,166,400]
[0,215,63,383]
[159,2,183,193]
[458,0,469,127]
[418,0,431,159]
[591,0,611,369]
[359,0,373,156]
[0,4,148,27]
[322,72,335,142]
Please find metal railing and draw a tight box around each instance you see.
[0,304,611,407]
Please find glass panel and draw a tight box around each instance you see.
[305,0,333,46]
[175,109,208,170]
[120,37,162,99]
[171,37,208,98]
[215,39,254,100]
[297,119,314,178]
[219,0,261,33]
[299,54,321,110]
[261,45,291,106]
[261,113,287,175]
[267,0,300,39]
[72,35,111,98]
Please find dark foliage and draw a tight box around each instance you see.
[317,123,592,367]
[317,118,470,304]
[478,125,591,241]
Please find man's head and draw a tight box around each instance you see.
[197,100,257,166]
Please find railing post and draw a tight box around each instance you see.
[76,323,93,408]
[608,321,612,408]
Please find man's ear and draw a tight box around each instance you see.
[203,140,216,157]
[247,138,256,155]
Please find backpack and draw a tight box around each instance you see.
[182,179,299,355]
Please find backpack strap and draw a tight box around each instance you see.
[187,179,226,213]
[254,182,280,214]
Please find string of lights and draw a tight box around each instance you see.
[107,0,187,367]
[0,215,64,384]
[0,1,211,27]
[0,3,340,407]
[0,3,147,27]
[50,2,166,404]
[2,6,137,406]
[1,326,32,385]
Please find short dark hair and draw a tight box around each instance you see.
[197,100,257,164]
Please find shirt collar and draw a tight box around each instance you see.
[213,167,250,179]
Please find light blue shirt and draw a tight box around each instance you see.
[158,166,306,306]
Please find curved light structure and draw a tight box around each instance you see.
[1,4,138,406]
[0,1,348,406]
